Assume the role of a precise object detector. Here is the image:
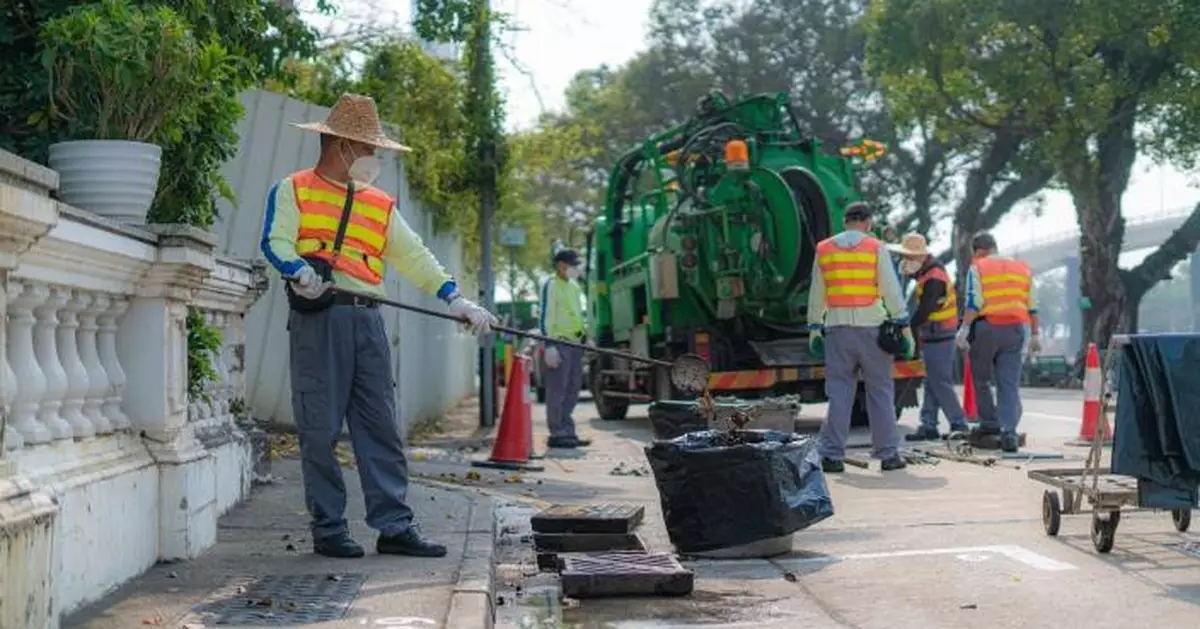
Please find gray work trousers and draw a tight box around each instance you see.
[819,326,901,460]
[919,338,968,430]
[544,343,583,439]
[289,305,411,541]
[969,320,1025,434]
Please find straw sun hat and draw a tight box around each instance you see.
[888,232,931,256]
[291,93,412,153]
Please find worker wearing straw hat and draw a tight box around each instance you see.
[889,233,970,442]
[260,93,498,559]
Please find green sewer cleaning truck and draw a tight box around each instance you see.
[584,90,925,423]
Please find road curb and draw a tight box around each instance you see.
[411,475,553,510]
[443,490,497,629]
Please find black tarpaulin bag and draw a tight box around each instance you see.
[645,429,834,553]
[1110,334,1200,508]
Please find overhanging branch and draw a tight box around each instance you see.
[1122,202,1200,300]
[978,165,1055,227]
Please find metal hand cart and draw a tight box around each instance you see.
[1026,335,1194,554]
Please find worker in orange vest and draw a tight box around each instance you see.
[890,233,969,441]
[957,232,1039,453]
[807,203,914,473]
[260,94,498,559]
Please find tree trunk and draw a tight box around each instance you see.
[1123,286,1145,335]
[1072,184,1127,350]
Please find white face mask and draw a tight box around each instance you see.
[565,265,582,279]
[340,142,381,186]
[899,259,922,276]
[349,155,381,186]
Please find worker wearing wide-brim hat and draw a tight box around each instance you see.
[807,202,913,473]
[260,93,498,559]
[888,233,969,442]
[958,232,1039,453]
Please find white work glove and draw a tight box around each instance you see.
[955,326,971,351]
[290,265,330,300]
[544,345,562,369]
[1028,333,1042,355]
[448,296,498,336]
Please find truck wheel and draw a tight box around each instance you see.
[591,358,630,421]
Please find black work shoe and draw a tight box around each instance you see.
[880,456,908,471]
[572,437,593,447]
[546,436,578,449]
[904,425,941,442]
[821,457,845,473]
[1000,433,1020,453]
[377,527,448,558]
[313,533,365,559]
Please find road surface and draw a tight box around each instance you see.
[419,386,1200,629]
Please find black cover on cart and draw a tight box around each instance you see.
[645,429,834,553]
[1110,334,1200,508]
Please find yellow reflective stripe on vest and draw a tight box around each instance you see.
[817,252,877,265]
[294,186,391,226]
[295,238,386,276]
[296,213,387,252]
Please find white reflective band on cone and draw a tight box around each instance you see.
[1083,367,1103,402]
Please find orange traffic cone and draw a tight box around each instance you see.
[473,355,545,471]
[962,355,978,421]
[1067,343,1112,447]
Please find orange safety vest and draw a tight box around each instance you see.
[816,235,882,308]
[973,256,1032,325]
[292,169,392,285]
[916,265,958,332]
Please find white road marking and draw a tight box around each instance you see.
[1024,411,1081,423]
[779,545,1076,571]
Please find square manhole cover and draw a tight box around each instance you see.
[531,503,645,534]
[186,573,366,625]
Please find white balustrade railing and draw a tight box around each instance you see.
[4,281,134,449]
[0,146,268,627]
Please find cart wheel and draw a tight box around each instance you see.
[1172,509,1191,533]
[1091,510,1119,554]
[1042,490,1062,537]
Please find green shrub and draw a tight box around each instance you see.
[186,308,223,402]
[38,0,206,142]
[37,0,244,229]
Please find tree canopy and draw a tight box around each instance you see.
[867,0,1200,346]
[531,0,1057,266]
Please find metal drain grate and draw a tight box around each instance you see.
[560,552,694,598]
[1167,541,1200,559]
[187,573,366,625]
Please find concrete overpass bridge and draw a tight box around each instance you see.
[1003,205,1198,355]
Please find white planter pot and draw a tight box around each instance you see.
[47,140,163,224]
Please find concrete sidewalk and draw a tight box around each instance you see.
[64,456,494,629]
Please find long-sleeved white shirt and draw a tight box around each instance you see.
[806,230,909,330]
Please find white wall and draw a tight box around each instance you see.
[212,90,478,433]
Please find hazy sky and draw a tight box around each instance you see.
[309,0,1200,268]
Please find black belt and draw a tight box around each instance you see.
[331,292,378,308]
